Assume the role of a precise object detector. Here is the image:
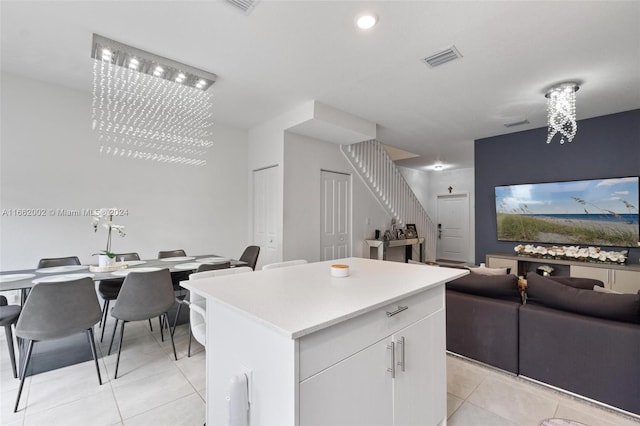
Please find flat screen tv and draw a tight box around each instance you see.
[495,176,639,247]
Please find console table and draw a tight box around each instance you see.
[486,253,640,294]
[366,238,424,263]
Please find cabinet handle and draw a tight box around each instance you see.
[397,336,405,372]
[386,342,395,378]
[386,305,408,317]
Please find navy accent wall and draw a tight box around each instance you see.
[475,109,640,265]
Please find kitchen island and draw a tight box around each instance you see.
[183,257,468,426]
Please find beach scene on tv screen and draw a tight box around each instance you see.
[495,177,639,247]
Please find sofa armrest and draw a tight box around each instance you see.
[520,304,640,415]
[446,289,520,374]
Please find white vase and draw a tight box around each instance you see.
[98,254,115,267]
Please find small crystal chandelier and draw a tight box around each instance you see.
[545,82,579,144]
[91,34,217,165]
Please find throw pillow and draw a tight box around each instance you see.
[593,285,621,294]
[525,272,640,324]
[468,266,508,276]
[446,273,520,301]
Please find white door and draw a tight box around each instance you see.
[253,165,279,268]
[436,193,469,262]
[320,170,351,261]
[393,310,446,426]
[299,338,393,426]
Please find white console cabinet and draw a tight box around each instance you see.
[183,258,467,426]
[487,253,640,294]
[570,265,640,293]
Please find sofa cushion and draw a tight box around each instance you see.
[446,273,520,301]
[593,285,621,294]
[548,275,604,289]
[468,266,509,276]
[525,272,640,324]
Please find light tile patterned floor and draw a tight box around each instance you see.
[446,354,640,426]
[1,318,639,425]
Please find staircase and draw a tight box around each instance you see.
[341,140,437,262]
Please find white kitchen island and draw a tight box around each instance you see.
[182,257,468,426]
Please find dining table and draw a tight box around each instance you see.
[0,254,247,304]
[0,254,246,376]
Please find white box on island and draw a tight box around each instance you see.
[182,257,468,426]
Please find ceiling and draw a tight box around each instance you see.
[1,1,639,170]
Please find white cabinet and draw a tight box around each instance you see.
[299,336,393,426]
[486,256,518,274]
[392,311,446,426]
[299,309,445,426]
[486,253,640,294]
[571,265,640,293]
[610,269,640,293]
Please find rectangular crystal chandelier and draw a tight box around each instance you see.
[91,34,217,165]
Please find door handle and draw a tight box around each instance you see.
[386,342,395,378]
[397,336,405,372]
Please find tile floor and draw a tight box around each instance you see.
[1,318,639,426]
[446,354,640,426]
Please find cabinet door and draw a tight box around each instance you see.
[299,338,393,426]
[393,310,446,426]
[611,269,640,294]
[486,256,518,275]
[570,265,611,287]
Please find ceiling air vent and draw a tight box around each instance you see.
[421,46,463,68]
[226,0,260,14]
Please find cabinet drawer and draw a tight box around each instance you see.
[298,285,443,381]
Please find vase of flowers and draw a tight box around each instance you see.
[92,209,126,266]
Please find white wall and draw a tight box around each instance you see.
[283,132,391,262]
[0,72,248,270]
[398,166,431,214]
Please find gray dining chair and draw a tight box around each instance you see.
[195,261,231,272]
[0,295,21,378]
[108,268,177,379]
[158,249,190,291]
[239,245,260,270]
[97,252,142,342]
[37,256,81,269]
[157,249,187,259]
[14,277,102,412]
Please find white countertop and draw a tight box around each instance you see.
[182,257,468,339]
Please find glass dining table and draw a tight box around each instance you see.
[0,254,246,376]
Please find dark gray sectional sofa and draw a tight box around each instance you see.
[445,271,640,416]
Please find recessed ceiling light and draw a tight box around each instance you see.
[356,13,378,30]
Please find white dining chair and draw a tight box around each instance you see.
[185,266,253,356]
[262,259,308,270]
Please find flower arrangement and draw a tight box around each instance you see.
[92,209,126,259]
[514,244,627,264]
